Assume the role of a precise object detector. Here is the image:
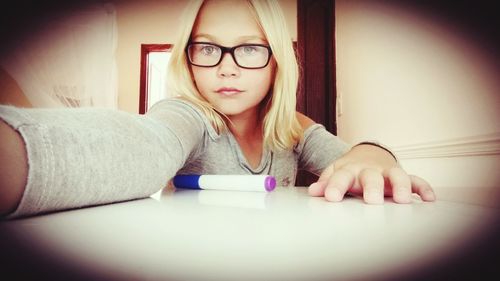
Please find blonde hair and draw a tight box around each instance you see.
[167,0,302,151]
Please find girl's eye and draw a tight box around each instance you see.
[242,46,257,54]
[201,45,217,55]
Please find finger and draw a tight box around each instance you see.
[308,164,335,197]
[409,175,436,201]
[359,168,385,204]
[384,167,412,204]
[323,168,355,202]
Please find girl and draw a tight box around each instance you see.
[0,0,435,219]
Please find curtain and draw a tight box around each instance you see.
[0,3,118,108]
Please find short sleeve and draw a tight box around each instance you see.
[295,124,351,175]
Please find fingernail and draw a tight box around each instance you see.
[365,190,383,204]
[310,182,322,190]
[394,187,412,203]
[425,190,436,201]
[326,188,343,201]
[308,183,323,196]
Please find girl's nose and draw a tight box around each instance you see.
[217,53,240,78]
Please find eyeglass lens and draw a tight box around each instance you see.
[187,43,270,68]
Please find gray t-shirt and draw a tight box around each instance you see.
[0,98,350,218]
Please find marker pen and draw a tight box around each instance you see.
[172,175,276,192]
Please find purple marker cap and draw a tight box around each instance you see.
[264,176,276,192]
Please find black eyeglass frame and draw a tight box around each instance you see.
[185,42,273,69]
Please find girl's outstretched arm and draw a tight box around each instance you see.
[0,99,205,219]
[0,120,27,216]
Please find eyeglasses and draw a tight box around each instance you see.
[186,42,272,69]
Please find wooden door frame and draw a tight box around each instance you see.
[297,0,336,133]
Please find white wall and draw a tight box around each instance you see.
[335,1,500,206]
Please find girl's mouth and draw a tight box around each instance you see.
[216,87,243,96]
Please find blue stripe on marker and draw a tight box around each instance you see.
[173,175,201,189]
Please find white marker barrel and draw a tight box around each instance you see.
[173,175,276,192]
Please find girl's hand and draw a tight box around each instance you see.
[308,144,436,204]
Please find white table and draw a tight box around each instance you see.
[1,186,499,281]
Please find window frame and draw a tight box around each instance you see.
[139,44,173,114]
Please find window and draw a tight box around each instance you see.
[139,44,173,114]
